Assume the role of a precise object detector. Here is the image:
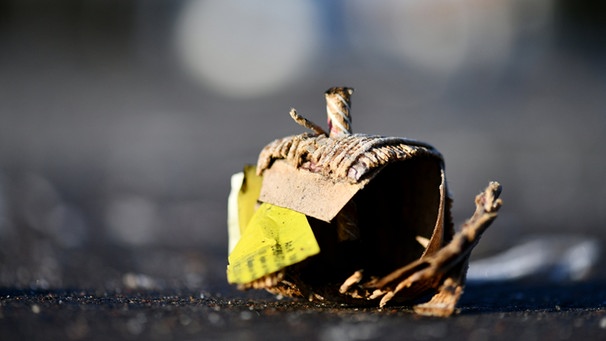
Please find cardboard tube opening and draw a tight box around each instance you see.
[295,156,443,286]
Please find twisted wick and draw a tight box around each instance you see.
[326,87,354,137]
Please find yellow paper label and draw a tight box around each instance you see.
[228,165,263,253]
[227,203,320,284]
[238,165,263,234]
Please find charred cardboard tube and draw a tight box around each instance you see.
[227,87,502,317]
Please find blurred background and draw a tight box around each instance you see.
[0,0,605,292]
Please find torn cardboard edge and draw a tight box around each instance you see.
[259,160,366,222]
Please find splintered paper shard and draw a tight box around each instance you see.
[227,87,502,317]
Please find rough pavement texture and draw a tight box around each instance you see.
[1,280,605,341]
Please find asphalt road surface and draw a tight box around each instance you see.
[1,262,605,341]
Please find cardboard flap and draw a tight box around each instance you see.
[421,169,447,258]
[259,160,363,222]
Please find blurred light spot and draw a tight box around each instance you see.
[48,205,88,248]
[122,272,158,290]
[413,323,448,339]
[320,322,379,341]
[556,240,601,281]
[31,304,41,314]
[344,0,517,76]
[65,317,90,340]
[207,312,223,326]
[106,195,157,245]
[468,235,601,282]
[20,173,62,234]
[126,313,147,336]
[174,0,320,98]
[17,173,88,247]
